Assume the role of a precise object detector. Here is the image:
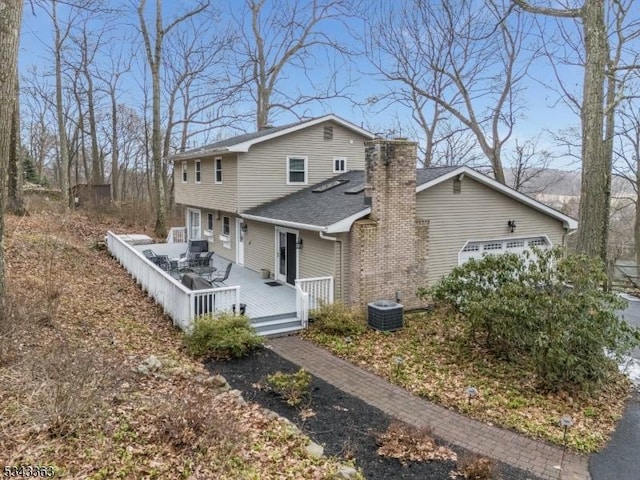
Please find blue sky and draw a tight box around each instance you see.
[18,0,586,170]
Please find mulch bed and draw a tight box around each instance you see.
[208,346,541,480]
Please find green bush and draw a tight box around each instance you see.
[310,302,367,336]
[266,368,312,407]
[183,313,263,359]
[419,247,640,391]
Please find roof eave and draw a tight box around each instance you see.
[325,207,371,233]
[167,147,230,162]
[241,206,371,234]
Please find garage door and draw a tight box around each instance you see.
[458,236,550,265]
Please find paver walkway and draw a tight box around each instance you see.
[269,336,590,480]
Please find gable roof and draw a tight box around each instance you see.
[416,166,578,230]
[168,114,376,161]
[242,165,578,233]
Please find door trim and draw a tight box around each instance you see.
[186,208,202,240]
[274,226,300,285]
[236,218,245,266]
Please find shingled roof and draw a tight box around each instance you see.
[242,166,461,233]
[168,114,375,161]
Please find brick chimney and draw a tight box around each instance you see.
[349,138,428,310]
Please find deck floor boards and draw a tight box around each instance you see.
[133,242,297,320]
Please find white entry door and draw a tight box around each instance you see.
[236,218,245,265]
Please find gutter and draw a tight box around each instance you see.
[240,213,327,232]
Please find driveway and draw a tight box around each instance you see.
[589,294,640,480]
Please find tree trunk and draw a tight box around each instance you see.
[53,1,70,208]
[8,74,24,215]
[110,94,119,202]
[0,0,24,322]
[576,0,609,262]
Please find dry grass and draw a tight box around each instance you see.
[303,310,631,453]
[0,206,345,479]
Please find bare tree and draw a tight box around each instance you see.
[507,138,566,194]
[8,74,25,215]
[233,0,355,130]
[613,100,640,262]
[366,0,533,182]
[136,0,210,237]
[0,0,24,320]
[512,0,634,262]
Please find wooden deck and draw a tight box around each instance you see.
[134,242,297,321]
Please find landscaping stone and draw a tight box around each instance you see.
[305,441,324,458]
[332,466,359,480]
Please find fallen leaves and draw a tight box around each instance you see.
[0,210,345,479]
[375,421,457,463]
[304,310,631,453]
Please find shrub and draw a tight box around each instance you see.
[457,454,497,480]
[183,313,263,359]
[266,368,312,407]
[310,302,367,336]
[419,247,640,391]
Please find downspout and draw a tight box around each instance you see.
[319,231,343,302]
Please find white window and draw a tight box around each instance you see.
[462,244,480,252]
[206,213,214,234]
[222,216,230,236]
[333,157,347,173]
[483,242,503,251]
[287,156,307,185]
[506,240,525,249]
[181,162,187,183]
[528,237,548,247]
[215,157,222,184]
[195,160,201,183]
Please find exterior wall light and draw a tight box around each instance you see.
[507,220,517,233]
[296,237,303,249]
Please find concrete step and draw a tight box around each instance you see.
[252,316,302,336]
[260,325,304,338]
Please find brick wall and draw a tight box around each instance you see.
[347,139,429,310]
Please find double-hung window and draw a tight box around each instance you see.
[207,213,214,234]
[222,216,230,236]
[181,162,187,183]
[287,156,307,185]
[215,157,222,184]
[333,157,346,173]
[195,160,201,183]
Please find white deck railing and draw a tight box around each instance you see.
[295,283,310,328]
[166,227,188,244]
[295,276,334,326]
[107,231,239,331]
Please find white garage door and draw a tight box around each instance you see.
[458,236,550,265]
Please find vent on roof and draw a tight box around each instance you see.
[344,183,365,194]
[312,179,349,193]
[323,125,334,140]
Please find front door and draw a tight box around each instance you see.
[188,209,201,240]
[236,218,245,265]
[276,228,298,285]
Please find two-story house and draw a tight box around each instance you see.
[171,114,577,309]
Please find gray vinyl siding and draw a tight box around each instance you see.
[299,230,336,280]
[237,122,369,211]
[174,154,238,213]
[207,211,237,263]
[416,177,567,286]
[244,220,276,276]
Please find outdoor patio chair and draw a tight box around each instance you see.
[180,239,210,266]
[211,262,232,287]
[142,249,157,260]
[190,251,214,268]
[149,254,171,272]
